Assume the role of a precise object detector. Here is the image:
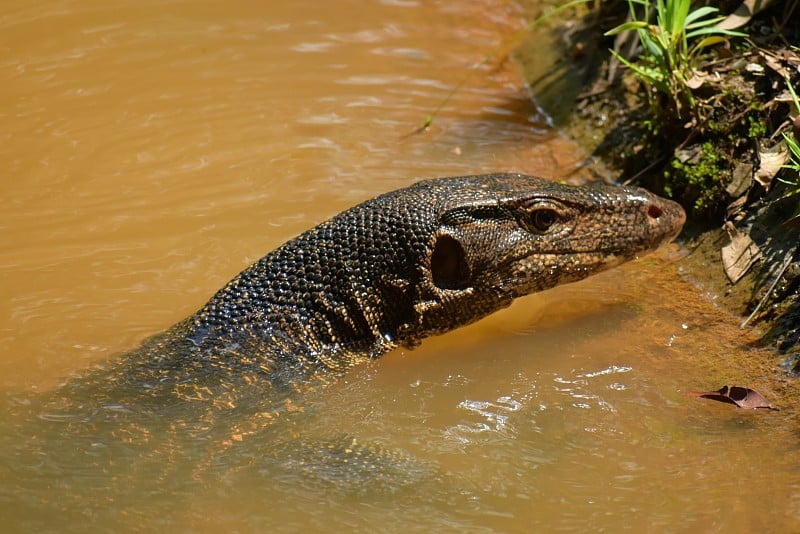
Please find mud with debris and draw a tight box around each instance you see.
[516,1,800,368]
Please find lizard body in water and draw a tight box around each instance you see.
[2,173,685,529]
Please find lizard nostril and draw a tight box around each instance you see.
[647,204,663,219]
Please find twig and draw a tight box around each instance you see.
[740,246,797,329]
[576,86,611,101]
[621,155,667,185]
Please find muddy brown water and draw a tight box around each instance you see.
[2,0,799,532]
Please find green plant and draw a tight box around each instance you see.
[747,112,766,139]
[779,76,800,223]
[783,131,800,177]
[605,0,746,120]
[780,76,800,176]
[669,141,723,213]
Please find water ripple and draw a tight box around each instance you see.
[444,395,523,443]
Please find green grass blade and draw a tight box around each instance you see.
[533,0,596,24]
[605,20,651,36]
[663,0,690,34]
[610,49,670,94]
[689,35,728,53]
[686,26,747,39]
[684,6,720,26]
[784,76,800,114]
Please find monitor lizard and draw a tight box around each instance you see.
[2,173,686,527]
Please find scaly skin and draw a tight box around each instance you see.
[65,173,685,404]
[191,173,684,371]
[1,174,685,529]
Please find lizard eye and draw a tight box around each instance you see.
[525,208,559,233]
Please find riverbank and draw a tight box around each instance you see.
[517,1,800,370]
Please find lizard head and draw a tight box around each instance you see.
[406,173,685,343]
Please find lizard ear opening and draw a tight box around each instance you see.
[431,233,471,290]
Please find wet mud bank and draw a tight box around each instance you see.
[516,1,800,370]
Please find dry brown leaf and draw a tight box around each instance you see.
[717,0,775,30]
[725,162,753,198]
[755,140,789,189]
[759,47,800,78]
[721,222,762,283]
[676,145,702,164]
[686,385,777,410]
[726,194,748,222]
[686,71,709,89]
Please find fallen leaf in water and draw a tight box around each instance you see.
[721,222,762,283]
[686,385,777,410]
